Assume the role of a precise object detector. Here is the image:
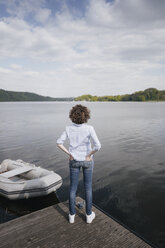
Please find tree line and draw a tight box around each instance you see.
[75,88,165,101]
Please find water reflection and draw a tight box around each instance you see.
[0,193,59,223]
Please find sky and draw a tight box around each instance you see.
[0,0,165,97]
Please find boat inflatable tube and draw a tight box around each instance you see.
[0,159,63,200]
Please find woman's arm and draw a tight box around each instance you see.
[57,144,70,155]
[86,150,97,161]
[57,144,73,160]
[56,129,74,160]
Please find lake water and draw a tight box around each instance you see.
[0,102,165,248]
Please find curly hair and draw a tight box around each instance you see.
[69,104,91,124]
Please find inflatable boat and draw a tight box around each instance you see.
[0,159,62,200]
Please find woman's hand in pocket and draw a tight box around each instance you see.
[69,154,74,160]
[85,155,92,161]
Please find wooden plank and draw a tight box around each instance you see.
[0,197,152,248]
[0,167,32,178]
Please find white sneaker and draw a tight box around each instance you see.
[86,211,95,224]
[69,214,75,223]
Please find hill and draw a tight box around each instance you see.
[0,89,74,102]
[75,88,165,102]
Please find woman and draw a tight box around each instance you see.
[56,104,101,224]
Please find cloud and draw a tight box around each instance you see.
[34,8,51,23]
[112,0,165,25]
[0,67,13,73]
[10,64,22,69]
[0,0,45,19]
[0,0,165,96]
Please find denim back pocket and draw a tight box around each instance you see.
[83,160,94,169]
[69,159,94,169]
[69,159,80,168]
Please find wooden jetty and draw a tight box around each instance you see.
[0,196,152,248]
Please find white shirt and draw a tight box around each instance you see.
[56,123,101,161]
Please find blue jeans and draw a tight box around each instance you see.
[69,159,94,215]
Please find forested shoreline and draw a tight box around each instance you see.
[0,88,165,102]
[75,88,165,101]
